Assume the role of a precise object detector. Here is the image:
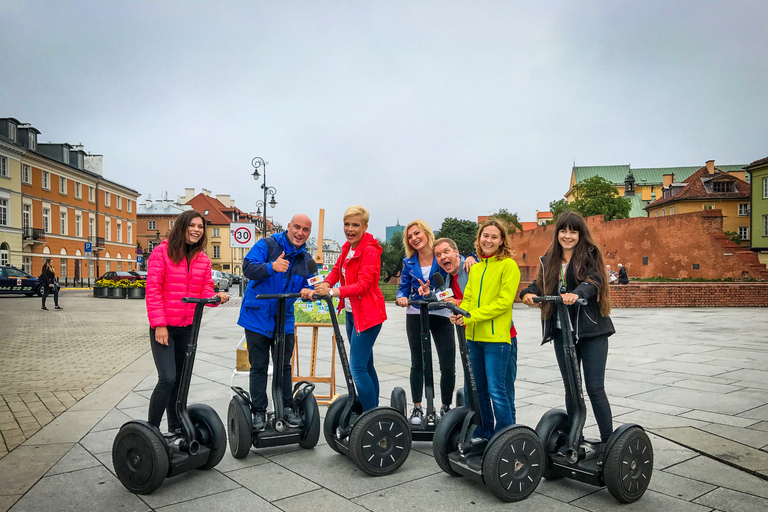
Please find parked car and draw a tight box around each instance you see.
[211,270,230,292]
[129,271,148,280]
[222,272,234,288]
[0,265,43,297]
[97,271,139,282]
[230,273,242,285]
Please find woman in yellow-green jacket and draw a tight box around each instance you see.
[450,218,520,440]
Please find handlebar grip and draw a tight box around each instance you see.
[427,301,471,317]
[531,295,587,306]
[254,293,302,299]
[181,296,222,304]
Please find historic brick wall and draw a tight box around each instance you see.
[510,210,768,281]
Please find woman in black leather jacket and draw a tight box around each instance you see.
[521,212,614,444]
[39,258,61,310]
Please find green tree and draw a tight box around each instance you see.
[435,217,478,255]
[489,208,523,233]
[724,231,742,245]
[550,176,631,221]
[549,198,570,222]
[379,232,405,282]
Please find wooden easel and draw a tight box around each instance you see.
[292,323,340,405]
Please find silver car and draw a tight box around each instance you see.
[211,270,230,292]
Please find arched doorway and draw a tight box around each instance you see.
[0,242,9,266]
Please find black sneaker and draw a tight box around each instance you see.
[440,405,451,418]
[55,306,63,310]
[41,306,48,311]
[409,406,424,426]
[285,407,303,428]
[253,412,266,432]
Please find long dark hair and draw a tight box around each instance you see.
[166,210,208,264]
[474,218,513,259]
[535,212,611,318]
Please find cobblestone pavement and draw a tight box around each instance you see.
[0,290,149,458]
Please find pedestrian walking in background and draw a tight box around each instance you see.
[618,263,629,284]
[39,258,61,311]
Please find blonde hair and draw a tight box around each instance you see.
[343,205,369,225]
[474,219,513,259]
[403,219,435,258]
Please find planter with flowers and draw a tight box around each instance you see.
[127,280,146,299]
[106,279,131,299]
[93,279,110,298]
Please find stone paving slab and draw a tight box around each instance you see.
[655,426,768,474]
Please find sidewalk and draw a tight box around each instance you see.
[1,299,767,511]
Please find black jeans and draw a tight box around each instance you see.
[42,284,59,308]
[245,329,295,414]
[406,314,456,406]
[553,332,613,442]
[148,325,193,431]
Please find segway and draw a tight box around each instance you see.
[321,295,412,476]
[532,295,653,503]
[112,296,227,494]
[227,292,321,457]
[390,295,463,442]
[432,301,544,502]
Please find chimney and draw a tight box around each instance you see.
[84,154,103,176]
[706,160,715,175]
[182,188,195,203]
[662,173,675,188]
[216,194,231,206]
[202,188,211,196]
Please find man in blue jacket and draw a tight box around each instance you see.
[238,213,315,431]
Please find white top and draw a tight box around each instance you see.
[406,264,450,317]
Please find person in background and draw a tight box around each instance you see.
[146,209,229,435]
[39,258,61,311]
[617,263,629,285]
[238,214,316,432]
[314,205,387,412]
[521,211,615,451]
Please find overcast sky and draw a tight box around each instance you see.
[2,0,766,242]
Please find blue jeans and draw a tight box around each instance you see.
[467,339,513,439]
[345,312,381,411]
[464,336,517,425]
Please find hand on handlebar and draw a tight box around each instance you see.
[396,297,409,307]
[216,292,229,304]
[560,292,580,305]
[522,293,537,307]
[300,288,316,300]
[450,313,464,326]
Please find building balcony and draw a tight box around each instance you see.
[22,227,46,245]
[90,236,106,251]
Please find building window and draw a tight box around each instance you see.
[105,219,111,241]
[104,191,110,207]
[60,210,67,235]
[0,198,7,226]
[23,204,31,228]
[127,200,132,213]
[117,221,122,243]
[89,186,94,202]
[662,209,666,216]
[43,208,50,232]
[105,260,111,272]
[703,204,714,210]
[213,245,220,259]
[28,132,36,150]
[713,182,732,193]
[89,260,94,279]
[739,226,750,241]
[59,176,67,195]
[117,260,122,271]
[127,223,132,244]
[89,217,95,238]
[42,171,50,190]
[169,220,175,229]
[23,256,31,274]
[670,206,674,214]
[148,220,156,230]
[763,177,768,199]
[0,156,7,177]
[8,123,16,141]
[148,240,156,251]
[60,258,67,280]
[22,165,31,184]
[75,214,82,237]
[213,228,220,237]
[0,246,7,266]
[655,211,658,217]
[75,182,82,199]
[116,196,121,210]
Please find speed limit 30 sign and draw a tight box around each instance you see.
[230,223,257,248]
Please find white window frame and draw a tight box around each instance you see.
[43,208,50,233]
[60,210,67,235]
[105,218,111,241]
[738,226,750,241]
[0,198,7,226]
[104,191,111,207]
[213,228,220,237]
[28,132,36,150]
[75,214,82,237]
[0,156,7,178]
[8,123,16,142]
[22,164,31,184]
[763,215,768,237]
[75,182,82,199]
[59,176,67,195]
[127,223,132,244]
[670,206,674,215]
[23,203,31,228]
[763,177,768,199]
[213,245,220,259]
[148,220,156,230]
[116,195,121,210]
[89,216,95,238]
[117,220,122,243]
[42,171,50,190]
[88,186,95,203]
[127,200,132,213]
[168,220,175,229]
[60,258,67,279]
[703,204,715,210]
[23,256,31,274]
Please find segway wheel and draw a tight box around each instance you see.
[535,409,569,481]
[112,423,169,494]
[324,394,360,454]
[188,403,227,470]
[299,393,321,449]
[604,426,653,503]
[432,406,470,476]
[483,426,544,502]
[228,396,253,459]
[349,408,412,476]
[455,388,465,407]
[390,387,407,417]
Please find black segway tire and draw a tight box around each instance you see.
[535,409,569,481]
[483,425,544,502]
[227,396,253,459]
[323,394,351,454]
[432,406,470,476]
[349,408,412,476]
[604,426,653,503]
[112,422,169,494]
[299,393,321,449]
[189,403,227,470]
[390,387,407,417]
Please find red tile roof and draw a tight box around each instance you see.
[536,211,553,220]
[184,193,274,229]
[645,165,750,209]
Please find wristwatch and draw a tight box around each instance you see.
[328,288,334,297]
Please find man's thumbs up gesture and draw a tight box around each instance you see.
[272,251,289,273]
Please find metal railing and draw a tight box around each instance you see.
[89,236,105,249]
[22,227,45,241]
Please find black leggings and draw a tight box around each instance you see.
[148,325,192,431]
[406,314,455,406]
[553,333,613,442]
[42,284,59,308]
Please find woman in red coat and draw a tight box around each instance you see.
[145,209,229,433]
[314,205,387,411]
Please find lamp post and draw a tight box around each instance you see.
[251,157,278,239]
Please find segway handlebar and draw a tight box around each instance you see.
[532,295,588,306]
[427,301,470,318]
[181,296,222,304]
[254,293,302,299]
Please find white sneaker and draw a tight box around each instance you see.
[409,406,424,425]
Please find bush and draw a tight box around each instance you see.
[380,284,398,301]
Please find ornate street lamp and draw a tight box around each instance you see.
[251,157,278,238]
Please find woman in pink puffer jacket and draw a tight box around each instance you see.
[145,209,229,433]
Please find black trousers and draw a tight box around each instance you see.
[148,325,193,431]
[245,329,295,414]
[42,284,59,308]
[553,332,613,442]
[406,314,456,406]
